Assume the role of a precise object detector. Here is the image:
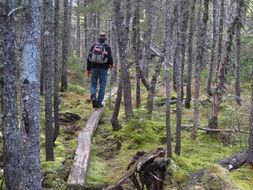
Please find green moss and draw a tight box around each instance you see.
[86,156,108,185]
[231,166,253,190]
[68,84,86,95]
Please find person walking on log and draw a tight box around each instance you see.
[87,32,113,108]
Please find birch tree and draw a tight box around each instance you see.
[248,68,253,165]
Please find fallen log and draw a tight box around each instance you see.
[67,87,117,188]
[219,151,248,171]
[181,125,249,134]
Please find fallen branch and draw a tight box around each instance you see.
[219,151,248,171]
[182,125,249,134]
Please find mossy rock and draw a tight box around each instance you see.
[190,164,241,190]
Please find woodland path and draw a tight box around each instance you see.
[67,87,117,188]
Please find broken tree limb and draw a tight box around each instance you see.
[104,148,166,190]
[67,87,117,188]
[181,125,249,134]
[219,151,248,171]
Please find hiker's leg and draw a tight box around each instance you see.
[97,69,108,105]
[90,69,99,99]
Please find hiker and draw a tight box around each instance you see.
[87,32,113,108]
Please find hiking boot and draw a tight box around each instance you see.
[91,97,98,108]
[97,103,104,108]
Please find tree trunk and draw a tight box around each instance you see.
[248,69,253,165]
[180,0,190,100]
[217,0,224,64]
[208,0,243,130]
[192,0,210,140]
[132,0,141,108]
[206,0,218,96]
[235,21,241,105]
[175,0,183,155]
[114,0,133,121]
[61,0,70,91]
[185,0,197,108]
[53,0,60,144]
[164,0,174,158]
[76,0,81,59]
[19,0,42,188]
[0,1,21,188]
[111,76,123,131]
[146,58,163,114]
[140,0,152,78]
[43,0,54,161]
[110,19,118,84]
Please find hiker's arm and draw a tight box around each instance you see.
[87,45,95,71]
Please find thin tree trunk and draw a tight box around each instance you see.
[110,19,118,84]
[248,69,253,165]
[0,1,21,188]
[111,76,123,131]
[140,0,152,78]
[43,0,54,161]
[132,0,141,108]
[180,0,190,100]
[185,0,197,108]
[208,0,243,130]
[175,0,183,155]
[76,0,81,59]
[235,22,241,105]
[53,0,60,144]
[61,0,69,91]
[164,0,174,158]
[114,0,133,121]
[19,0,42,188]
[217,0,225,64]
[206,0,218,96]
[192,0,210,139]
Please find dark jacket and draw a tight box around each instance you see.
[87,43,113,71]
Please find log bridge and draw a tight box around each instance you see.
[67,87,117,189]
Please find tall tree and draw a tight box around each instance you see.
[140,0,152,78]
[132,0,141,108]
[206,0,218,96]
[53,0,60,144]
[208,0,243,129]
[217,0,225,65]
[19,0,42,188]
[192,0,210,139]
[175,0,183,155]
[61,0,70,91]
[248,68,253,165]
[164,0,174,158]
[76,0,81,58]
[114,0,133,121]
[235,14,241,105]
[185,0,197,108]
[43,0,54,161]
[0,0,21,188]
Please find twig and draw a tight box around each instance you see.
[8,6,23,17]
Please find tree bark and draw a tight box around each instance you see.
[19,0,42,188]
[208,0,243,130]
[140,0,152,78]
[164,0,174,158]
[206,0,218,96]
[217,0,224,65]
[76,0,81,59]
[132,0,141,108]
[0,1,21,188]
[43,0,54,161]
[53,0,60,144]
[185,0,197,108]
[235,21,241,105]
[114,0,133,121]
[248,69,253,165]
[175,0,183,155]
[61,0,70,91]
[192,0,210,140]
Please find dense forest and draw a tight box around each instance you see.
[0,0,253,189]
